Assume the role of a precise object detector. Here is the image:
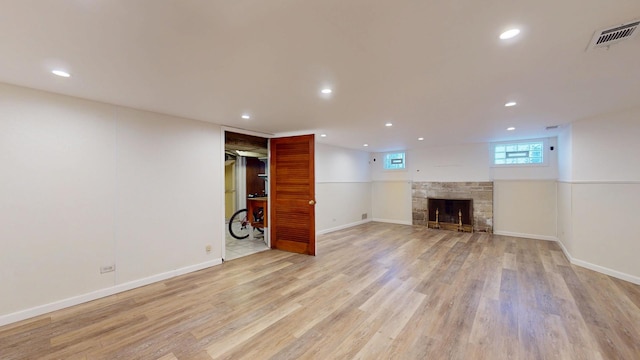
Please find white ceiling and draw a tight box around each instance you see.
[1,1,639,152]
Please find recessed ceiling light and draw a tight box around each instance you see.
[51,70,70,78]
[320,134,327,137]
[418,137,424,141]
[321,88,332,94]
[505,101,517,107]
[385,122,393,127]
[507,127,516,131]
[363,143,369,147]
[500,28,520,40]
[241,114,251,119]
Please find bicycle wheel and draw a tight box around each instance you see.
[229,209,250,239]
[253,208,265,234]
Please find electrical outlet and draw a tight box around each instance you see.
[100,265,115,274]
[206,245,212,253]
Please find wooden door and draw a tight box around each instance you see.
[269,134,315,255]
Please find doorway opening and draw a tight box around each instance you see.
[224,131,270,260]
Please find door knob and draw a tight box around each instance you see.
[309,200,316,205]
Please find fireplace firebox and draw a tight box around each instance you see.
[427,198,473,232]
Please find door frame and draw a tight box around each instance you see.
[220,127,273,260]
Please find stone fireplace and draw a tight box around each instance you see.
[412,182,493,233]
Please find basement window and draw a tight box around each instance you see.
[384,151,406,170]
[492,139,546,166]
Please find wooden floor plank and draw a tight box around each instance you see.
[1,223,640,359]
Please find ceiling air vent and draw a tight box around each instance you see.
[588,20,640,50]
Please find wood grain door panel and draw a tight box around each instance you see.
[270,134,315,255]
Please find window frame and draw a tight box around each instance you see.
[382,151,407,171]
[491,138,549,167]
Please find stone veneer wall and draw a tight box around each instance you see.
[412,182,493,232]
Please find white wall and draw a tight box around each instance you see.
[370,142,495,182]
[408,143,492,182]
[493,180,557,240]
[556,107,640,284]
[316,182,372,232]
[556,182,573,254]
[571,184,640,279]
[572,108,640,181]
[316,143,371,184]
[315,143,372,234]
[490,138,559,240]
[0,83,222,325]
[557,125,573,182]
[371,181,412,224]
[370,141,559,234]
[369,151,412,224]
[114,106,221,283]
[370,145,488,225]
[556,126,574,258]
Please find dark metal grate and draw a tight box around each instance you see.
[589,20,639,50]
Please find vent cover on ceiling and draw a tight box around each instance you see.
[588,20,640,50]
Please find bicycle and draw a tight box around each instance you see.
[228,207,265,239]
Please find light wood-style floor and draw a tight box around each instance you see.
[2,223,640,359]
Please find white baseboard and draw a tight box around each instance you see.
[555,240,640,285]
[317,219,372,235]
[0,258,223,327]
[493,231,558,242]
[372,218,413,226]
[493,232,640,285]
[317,218,412,233]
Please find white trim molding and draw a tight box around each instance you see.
[558,180,640,185]
[493,231,558,242]
[556,240,640,285]
[0,258,223,327]
[317,219,372,235]
[491,231,640,285]
[372,218,413,226]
